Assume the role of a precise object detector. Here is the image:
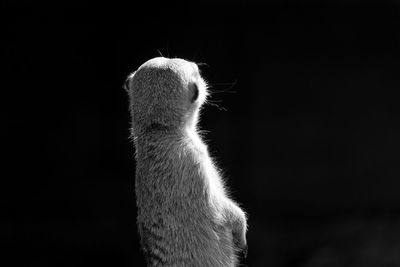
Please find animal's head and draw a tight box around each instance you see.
[125,57,208,137]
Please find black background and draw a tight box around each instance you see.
[4,1,400,266]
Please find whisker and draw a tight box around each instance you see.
[166,43,170,57]
[209,90,237,94]
[196,62,210,67]
[156,49,164,57]
[207,99,224,103]
[206,101,227,111]
[210,82,237,86]
[207,79,238,93]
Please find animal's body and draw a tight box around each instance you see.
[125,57,247,266]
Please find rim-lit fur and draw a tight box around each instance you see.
[126,57,247,267]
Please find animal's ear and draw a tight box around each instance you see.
[188,82,199,103]
[123,72,135,92]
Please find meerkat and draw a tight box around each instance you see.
[124,57,247,267]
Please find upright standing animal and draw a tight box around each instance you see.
[125,57,247,266]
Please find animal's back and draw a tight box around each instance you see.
[135,133,236,266]
[125,57,247,267]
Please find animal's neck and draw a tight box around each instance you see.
[135,126,205,156]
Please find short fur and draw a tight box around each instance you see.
[125,57,247,267]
